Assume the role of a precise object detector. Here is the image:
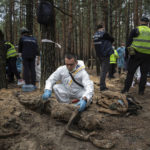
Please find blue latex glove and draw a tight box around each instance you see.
[42,89,52,100]
[75,98,87,112]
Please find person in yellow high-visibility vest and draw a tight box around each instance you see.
[122,16,150,95]
[5,41,24,85]
[108,48,119,79]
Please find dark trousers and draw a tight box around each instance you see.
[124,52,150,92]
[118,67,122,75]
[23,58,36,85]
[7,57,20,81]
[108,64,116,78]
[99,57,110,89]
[118,67,125,75]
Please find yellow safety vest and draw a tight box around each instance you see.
[110,49,119,64]
[5,42,17,59]
[131,26,150,54]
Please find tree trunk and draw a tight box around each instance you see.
[87,0,91,68]
[33,0,40,41]
[61,0,66,55]
[139,0,143,19]
[40,0,56,89]
[67,0,74,53]
[134,0,139,27]
[0,31,7,89]
[93,0,100,75]
[19,0,23,28]
[9,0,13,43]
[102,0,108,31]
[26,0,33,34]
[5,6,9,42]
[114,9,118,47]
[13,2,18,45]
[109,0,113,36]
[118,0,121,46]
[125,0,130,44]
[78,2,83,59]
[74,1,78,55]
[80,10,84,60]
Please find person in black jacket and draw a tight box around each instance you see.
[18,27,40,89]
[93,24,114,91]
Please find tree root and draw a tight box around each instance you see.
[65,109,115,149]
[0,131,20,139]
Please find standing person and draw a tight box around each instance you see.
[108,48,119,79]
[93,23,114,91]
[5,41,24,85]
[117,43,125,75]
[42,53,94,112]
[18,27,40,91]
[121,17,150,95]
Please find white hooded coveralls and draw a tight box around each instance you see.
[45,60,94,105]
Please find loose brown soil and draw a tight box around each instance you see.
[0,69,150,150]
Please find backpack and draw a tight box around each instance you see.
[126,95,142,115]
[37,1,53,25]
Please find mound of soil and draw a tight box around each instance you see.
[0,71,150,150]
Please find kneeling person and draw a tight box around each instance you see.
[42,53,94,112]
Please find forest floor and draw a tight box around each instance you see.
[0,68,150,150]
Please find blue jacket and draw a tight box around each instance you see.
[93,31,114,57]
[18,35,39,59]
[16,57,22,73]
[117,46,125,68]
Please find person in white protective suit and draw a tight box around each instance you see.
[132,67,150,87]
[42,53,94,112]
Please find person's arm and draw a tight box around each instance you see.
[5,44,11,50]
[45,66,63,91]
[125,28,139,60]
[116,48,120,57]
[80,70,94,105]
[75,70,94,112]
[126,28,139,47]
[103,32,114,43]
[115,50,119,58]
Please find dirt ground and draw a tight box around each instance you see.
[0,69,150,150]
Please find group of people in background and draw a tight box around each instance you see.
[93,24,126,91]
[108,43,126,79]
[5,41,23,85]
[5,27,40,92]
[93,16,150,95]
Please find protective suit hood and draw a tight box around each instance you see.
[77,60,85,68]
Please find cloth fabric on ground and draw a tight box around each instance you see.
[96,91,142,115]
